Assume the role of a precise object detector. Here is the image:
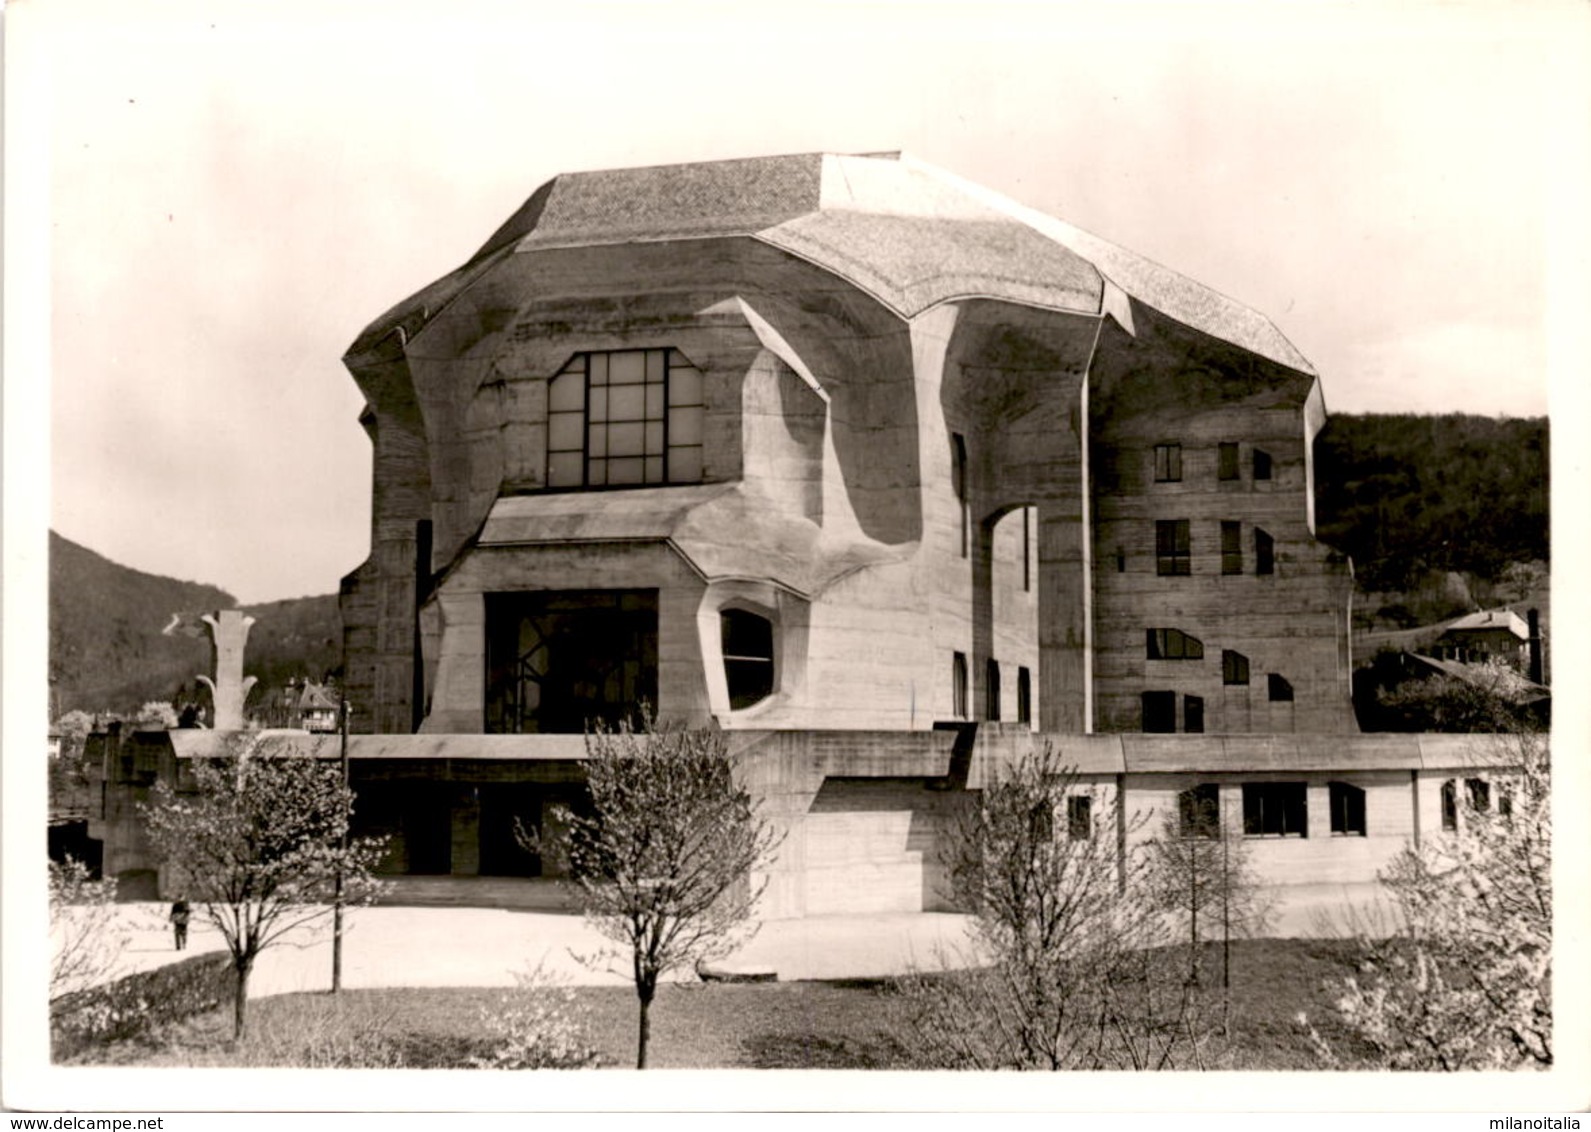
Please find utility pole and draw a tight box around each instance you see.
[331,698,349,993]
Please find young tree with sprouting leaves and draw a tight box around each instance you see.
[140,737,387,1040]
[895,745,1211,1070]
[534,719,779,1069]
[1145,789,1272,1033]
[1306,729,1551,1069]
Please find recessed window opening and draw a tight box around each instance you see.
[1154,443,1183,483]
[1268,673,1294,702]
[1499,784,1514,818]
[952,651,968,719]
[1221,521,1243,575]
[1016,667,1032,724]
[1465,777,1491,812]
[1178,783,1220,839]
[1222,650,1250,686]
[1156,520,1191,576]
[720,609,775,710]
[1329,781,1366,836]
[546,349,705,488]
[985,658,1001,721]
[1243,782,1307,838]
[1218,442,1241,481]
[1253,449,1273,480]
[1142,690,1177,733]
[1441,779,1458,831]
[1184,694,1205,734]
[1256,528,1275,576]
[1067,795,1093,840]
[1022,508,1032,592]
[952,434,970,558]
[1146,628,1204,660]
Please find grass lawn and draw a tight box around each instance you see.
[66,939,1373,1070]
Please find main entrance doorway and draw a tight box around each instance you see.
[484,589,659,734]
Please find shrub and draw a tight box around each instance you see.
[52,952,234,1060]
[470,964,604,1070]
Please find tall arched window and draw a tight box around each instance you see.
[546,348,705,488]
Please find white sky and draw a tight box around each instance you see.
[18,0,1590,603]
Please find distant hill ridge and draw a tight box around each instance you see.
[49,531,341,716]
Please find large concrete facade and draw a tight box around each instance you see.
[339,152,1356,740]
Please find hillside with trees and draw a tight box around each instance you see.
[49,532,341,717]
[1313,413,1548,596]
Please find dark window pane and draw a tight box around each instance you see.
[1329,781,1366,836]
[1016,667,1032,724]
[1142,690,1176,733]
[1156,520,1191,576]
[985,658,1001,721]
[1256,528,1275,575]
[1179,784,1220,838]
[1154,443,1182,482]
[1441,780,1458,831]
[1253,448,1272,480]
[721,610,774,710]
[1243,782,1307,837]
[1221,520,1243,575]
[1218,442,1240,481]
[1223,650,1250,686]
[1067,795,1093,840]
[953,652,968,719]
[1268,673,1293,702]
[1184,694,1204,734]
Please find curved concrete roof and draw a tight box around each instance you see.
[351,152,1313,375]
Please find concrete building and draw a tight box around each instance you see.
[338,151,1356,742]
[90,153,1529,924]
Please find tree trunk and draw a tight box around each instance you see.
[233,960,252,1041]
[636,980,655,1069]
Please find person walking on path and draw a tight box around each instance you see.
[169,896,191,950]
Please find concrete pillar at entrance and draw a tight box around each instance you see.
[196,611,258,731]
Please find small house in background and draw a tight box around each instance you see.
[1429,609,1528,669]
[296,682,341,733]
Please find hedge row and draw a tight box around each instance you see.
[52,952,235,1059]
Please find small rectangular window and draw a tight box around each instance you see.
[1256,528,1275,575]
[1142,690,1177,733]
[1221,521,1243,575]
[952,652,968,719]
[1268,673,1294,702]
[1223,650,1250,686]
[1154,443,1183,483]
[1184,694,1205,734]
[1179,784,1220,838]
[1329,781,1366,836]
[952,434,969,559]
[1441,779,1458,831]
[1067,795,1093,841]
[1016,666,1032,724]
[1156,520,1191,576]
[985,658,1001,722]
[1218,442,1240,481]
[1243,782,1308,837]
[1253,449,1273,480]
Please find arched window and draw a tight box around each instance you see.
[1268,673,1294,702]
[1146,628,1204,660]
[720,610,774,710]
[546,348,705,488]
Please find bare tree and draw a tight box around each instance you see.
[895,745,1209,1070]
[1309,729,1551,1069]
[1145,791,1272,1033]
[140,738,387,1039]
[48,857,127,1006]
[536,719,779,1069]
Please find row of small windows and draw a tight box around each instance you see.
[1145,632,1293,690]
[951,651,1032,723]
[1175,781,1367,839]
[1153,442,1272,484]
[1154,520,1275,576]
[547,349,706,489]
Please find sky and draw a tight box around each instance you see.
[17,0,1589,604]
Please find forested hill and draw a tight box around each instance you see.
[49,532,341,716]
[1313,413,1548,593]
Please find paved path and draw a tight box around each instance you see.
[95,881,1391,1000]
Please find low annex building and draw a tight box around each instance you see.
[88,153,1518,921]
